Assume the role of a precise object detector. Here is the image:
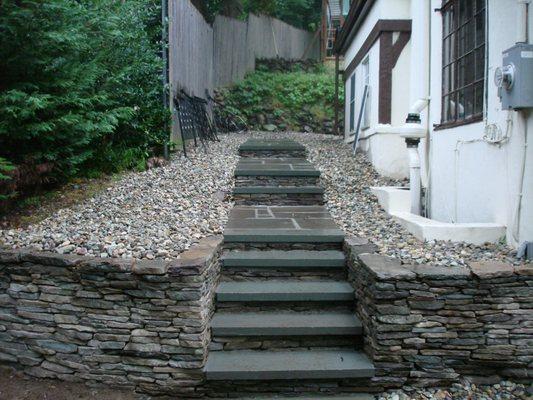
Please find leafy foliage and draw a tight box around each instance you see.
[204,0,322,30]
[0,0,168,196]
[218,64,343,131]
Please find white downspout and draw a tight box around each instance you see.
[513,0,530,246]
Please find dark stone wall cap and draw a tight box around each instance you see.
[344,236,370,247]
[343,236,378,256]
[514,264,533,276]
[0,249,23,263]
[168,235,222,275]
[20,251,85,267]
[358,254,416,280]
[80,258,132,273]
[469,261,515,278]
[407,264,471,280]
[132,260,169,275]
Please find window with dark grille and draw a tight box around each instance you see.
[441,0,486,126]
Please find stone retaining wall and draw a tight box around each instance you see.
[234,176,319,187]
[344,237,533,389]
[234,192,324,205]
[239,150,307,158]
[0,236,222,397]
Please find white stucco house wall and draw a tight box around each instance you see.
[335,0,533,251]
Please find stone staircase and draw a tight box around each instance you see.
[204,139,375,397]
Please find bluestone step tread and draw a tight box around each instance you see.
[222,250,345,268]
[239,139,306,151]
[233,186,324,194]
[211,311,362,336]
[204,349,375,380]
[216,281,354,302]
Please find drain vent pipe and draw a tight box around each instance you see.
[404,113,424,215]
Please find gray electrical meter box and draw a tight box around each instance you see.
[495,43,533,110]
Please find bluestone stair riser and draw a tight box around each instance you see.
[222,250,346,268]
[234,193,324,206]
[210,336,362,351]
[235,176,321,187]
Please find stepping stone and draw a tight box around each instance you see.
[235,158,320,177]
[204,349,375,380]
[239,139,306,152]
[216,281,354,302]
[211,311,362,336]
[233,186,324,194]
[224,206,345,243]
[222,250,345,268]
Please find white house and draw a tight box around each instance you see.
[335,0,533,252]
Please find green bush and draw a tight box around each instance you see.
[218,66,344,132]
[0,0,168,196]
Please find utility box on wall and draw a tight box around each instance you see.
[495,43,533,110]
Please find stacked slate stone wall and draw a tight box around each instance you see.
[239,150,308,158]
[344,237,533,389]
[233,192,324,206]
[234,176,319,187]
[0,236,222,396]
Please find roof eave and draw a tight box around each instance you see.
[333,0,376,55]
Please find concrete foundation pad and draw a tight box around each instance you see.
[371,186,506,245]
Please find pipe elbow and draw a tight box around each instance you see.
[409,98,429,114]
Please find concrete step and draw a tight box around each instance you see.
[233,186,324,194]
[204,349,375,380]
[222,250,345,269]
[211,311,362,336]
[216,281,354,303]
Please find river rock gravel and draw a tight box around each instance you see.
[0,131,527,266]
[0,135,246,260]
[246,131,525,267]
[377,380,531,400]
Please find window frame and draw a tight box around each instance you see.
[361,56,370,130]
[435,0,486,131]
[349,72,356,132]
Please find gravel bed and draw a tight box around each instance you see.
[0,131,527,266]
[0,135,246,260]
[247,131,524,266]
[378,380,531,400]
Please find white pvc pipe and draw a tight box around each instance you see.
[409,0,430,111]
[407,146,422,215]
[409,98,429,115]
[517,0,530,44]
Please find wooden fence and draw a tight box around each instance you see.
[168,0,320,140]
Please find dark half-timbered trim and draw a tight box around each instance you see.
[343,19,411,125]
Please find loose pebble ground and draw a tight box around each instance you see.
[378,380,531,400]
[244,131,522,266]
[0,131,527,267]
[0,135,246,260]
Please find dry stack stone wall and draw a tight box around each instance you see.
[344,237,533,389]
[0,236,222,397]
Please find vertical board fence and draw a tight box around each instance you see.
[168,0,320,141]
